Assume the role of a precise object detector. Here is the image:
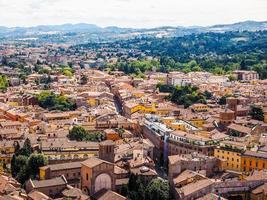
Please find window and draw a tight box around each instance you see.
[86,173,89,180]
[263,163,266,168]
[250,160,252,166]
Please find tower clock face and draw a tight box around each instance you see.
[94,173,112,192]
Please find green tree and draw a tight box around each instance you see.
[228,74,237,82]
[37,91,76,111]
[27,154,48,179]
[20,138,32,157]
[11,141,47,184]
[80,74,88,85]
[157,83,174,93]
[128,173,138,191]
[0,75,8,92]
[137,178,145,200]
[240,60,247,70]
[63,69,73,77]
[218,95,229,105]
[127,174,146,200]
[120,185,128,197]
[253,62,267,80]
[212,67,225,75]
[204,91,212,99]
[16,166,29,185]
[167,85,206,108]
[250,105,264,121]
[14,141,21,154]
[11,155,18,177]
[11,155,28,179]
[145,178,170,200]
[68,126,87,141]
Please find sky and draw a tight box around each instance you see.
[0,0,267,28]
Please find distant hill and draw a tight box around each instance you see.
[0,20,266,44]
[207,20,267,32]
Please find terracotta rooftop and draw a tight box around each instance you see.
[92,189,126,200]
[243,151,267,160]
[30,175,67,188]
[39,161,81,171]
[176,178,214,197]
[227,123,251,135]
[28,190,50,200]
[81,157,113,168]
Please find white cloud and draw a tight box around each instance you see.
[0,0,266,28]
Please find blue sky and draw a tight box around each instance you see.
[0,0,266,28]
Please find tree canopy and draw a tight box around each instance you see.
[36,91,76,111]
[0,75,8,92]
[68,126,104,142]
[80,74,88,85]
[157,84,208,108]
[145,178,170,200]
[11,139,47,184]
[123,173,170,200]
[250,105,264,121]
[76,31,267,79]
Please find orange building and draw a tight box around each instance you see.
[241,151,267,172]
[104,129,120,141]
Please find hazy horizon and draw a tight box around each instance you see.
[1,19,267,29]
[0,0,267,28]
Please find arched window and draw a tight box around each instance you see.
[94,173,112,193]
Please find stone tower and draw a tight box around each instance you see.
[99,140,115,163]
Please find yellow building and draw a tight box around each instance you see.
[124,102,157,117]
[191,103,209,112]
[41,141,99,162]
[189,118,206,128]
[168,122,186,131]
[162,117,185,131]
[162,117,199,132]
[264,110,267,123]
[0,141,15,165]
[7,102,19,107]
[87,98,99,107]
[162,117,176,125]
[214,141,246,172]
[241,151,267,172]
[39,168,46,180]
[155,107,175,116]
[132,90,145,98]
[0,154,12,165]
